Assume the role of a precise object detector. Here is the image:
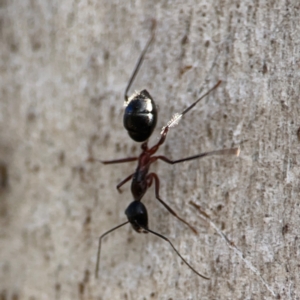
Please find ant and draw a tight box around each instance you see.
[92,23,240,280]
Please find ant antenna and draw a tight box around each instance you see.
[95,221,129,278]
[95,200,210,280]
[162,80,222,132]
[124,21,156,103]
[140,224,209,280]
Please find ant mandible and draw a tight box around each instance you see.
[92,22,240,280]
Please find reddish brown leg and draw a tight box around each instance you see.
[147,173,198,234]
[148,127,169,155]
[124,20,156,102]
[100,157,138,164]
[147,174,153,188]
[87,156,138,164]
[153,148,240,164]
[148,81,222,156]
[116,173,134,193]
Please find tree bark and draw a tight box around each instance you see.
[0,1,299,299]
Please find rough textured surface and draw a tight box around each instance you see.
[0,1,299,299]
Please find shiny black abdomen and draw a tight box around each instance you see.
[123,90,157,142]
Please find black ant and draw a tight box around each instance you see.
[92,23,240,280]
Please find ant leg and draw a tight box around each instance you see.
[88,157,138,164]
[148,81,222,156]
[162,81,222,131]
[116,173,134,193]
[148,126,169,155]
[148,173,198,234]
[124,20,156,102]
[147,173,153,188]
[190,200,236,247]
[154,148,240,165]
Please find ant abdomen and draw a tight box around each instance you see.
[123,90,157,142]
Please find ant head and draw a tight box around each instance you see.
[123,90,158,142]
[125,201,149,233]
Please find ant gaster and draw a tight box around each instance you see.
[92,23,240,280]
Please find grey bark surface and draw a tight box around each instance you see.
[0,1,299,299]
